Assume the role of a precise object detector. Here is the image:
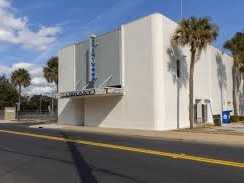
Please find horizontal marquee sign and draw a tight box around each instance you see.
[59,89,96,98]
[59,88,124,99]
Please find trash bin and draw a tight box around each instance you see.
[222,110,232,124]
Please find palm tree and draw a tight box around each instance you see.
[224,32,244,115]
[43,57,58,114]
[43,57,58,90]
[11,68,31,120]
[172,17,218,128]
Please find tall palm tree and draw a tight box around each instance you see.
[43,57,58,91]
[11,68,31,120]
[43,57,58,114]
[224,32,244,115]
[172,17,218,128]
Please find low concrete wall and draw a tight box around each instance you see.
[4,107,16,121]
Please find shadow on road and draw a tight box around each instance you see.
[0,130,146,183]
[61,132,98,183]
[60,132,147,183]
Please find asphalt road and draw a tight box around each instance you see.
[0,124,243,183]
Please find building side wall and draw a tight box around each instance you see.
[58,45,76,92]
[209,48,233,114]
[83,15,157,130]
[160,14,233,130]
[239,76,244,115]
[58,45,85,125]
[151,14,166,130]
[161,15,190,130]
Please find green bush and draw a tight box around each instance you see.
[213,114,221,126]
[230,115,244,122]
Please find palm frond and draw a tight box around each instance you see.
[172,17,218,54]
[11,68,31,88]
[43,57,58,85]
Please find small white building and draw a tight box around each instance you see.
[58,13,234,131]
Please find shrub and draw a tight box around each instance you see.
[230,115,244,122]
[213,114,221,126]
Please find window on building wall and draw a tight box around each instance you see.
[177,59,180,78]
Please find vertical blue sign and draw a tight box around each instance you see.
[89,34,96,82]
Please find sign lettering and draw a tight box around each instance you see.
[60,89,96,98]
[88,34,97,82]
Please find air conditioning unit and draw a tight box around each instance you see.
[194,99,203,123]
[194,99,212,124]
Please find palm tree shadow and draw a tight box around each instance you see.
[216,53,227,114]
[167,47,188,89]
[216,53,227,91]
[60,132,148,183]
[60,132,98,183]
[167,46,188,128]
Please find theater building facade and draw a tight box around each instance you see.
[58,13,234,131]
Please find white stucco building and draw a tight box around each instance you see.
[58,13,234,131]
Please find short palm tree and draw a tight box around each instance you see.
[224,32,244,115]
[43,57,58,91]
[11,68,31,120]
[172,17,218,128]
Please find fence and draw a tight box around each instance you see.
[0,109,57,122]
[19,110,57,122]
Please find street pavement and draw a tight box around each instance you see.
[30,123,244,147]
[0,123,243,183]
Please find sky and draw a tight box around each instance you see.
[0,0,243,95]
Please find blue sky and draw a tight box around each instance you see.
[0,0,243,94]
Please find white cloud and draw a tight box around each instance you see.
[12,62,33,70]
[25,85,55,96]
[0,64,11,75]
[31,77,47,86]
[0,0,10,8]
[0,0,61,51]
[0,62,56,95]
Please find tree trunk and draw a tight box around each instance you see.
[189,48,196,129]
[232,65,238,116]
[17,84,21,121]
[56,81,58,93]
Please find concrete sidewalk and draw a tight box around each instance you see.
[0,119,53,124]
[182,123,244,135]
[30,123,244,147]
[0,120,16,123]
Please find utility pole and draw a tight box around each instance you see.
[52,97,53,113]
[180,0,183,19]
[39,95,42,114]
